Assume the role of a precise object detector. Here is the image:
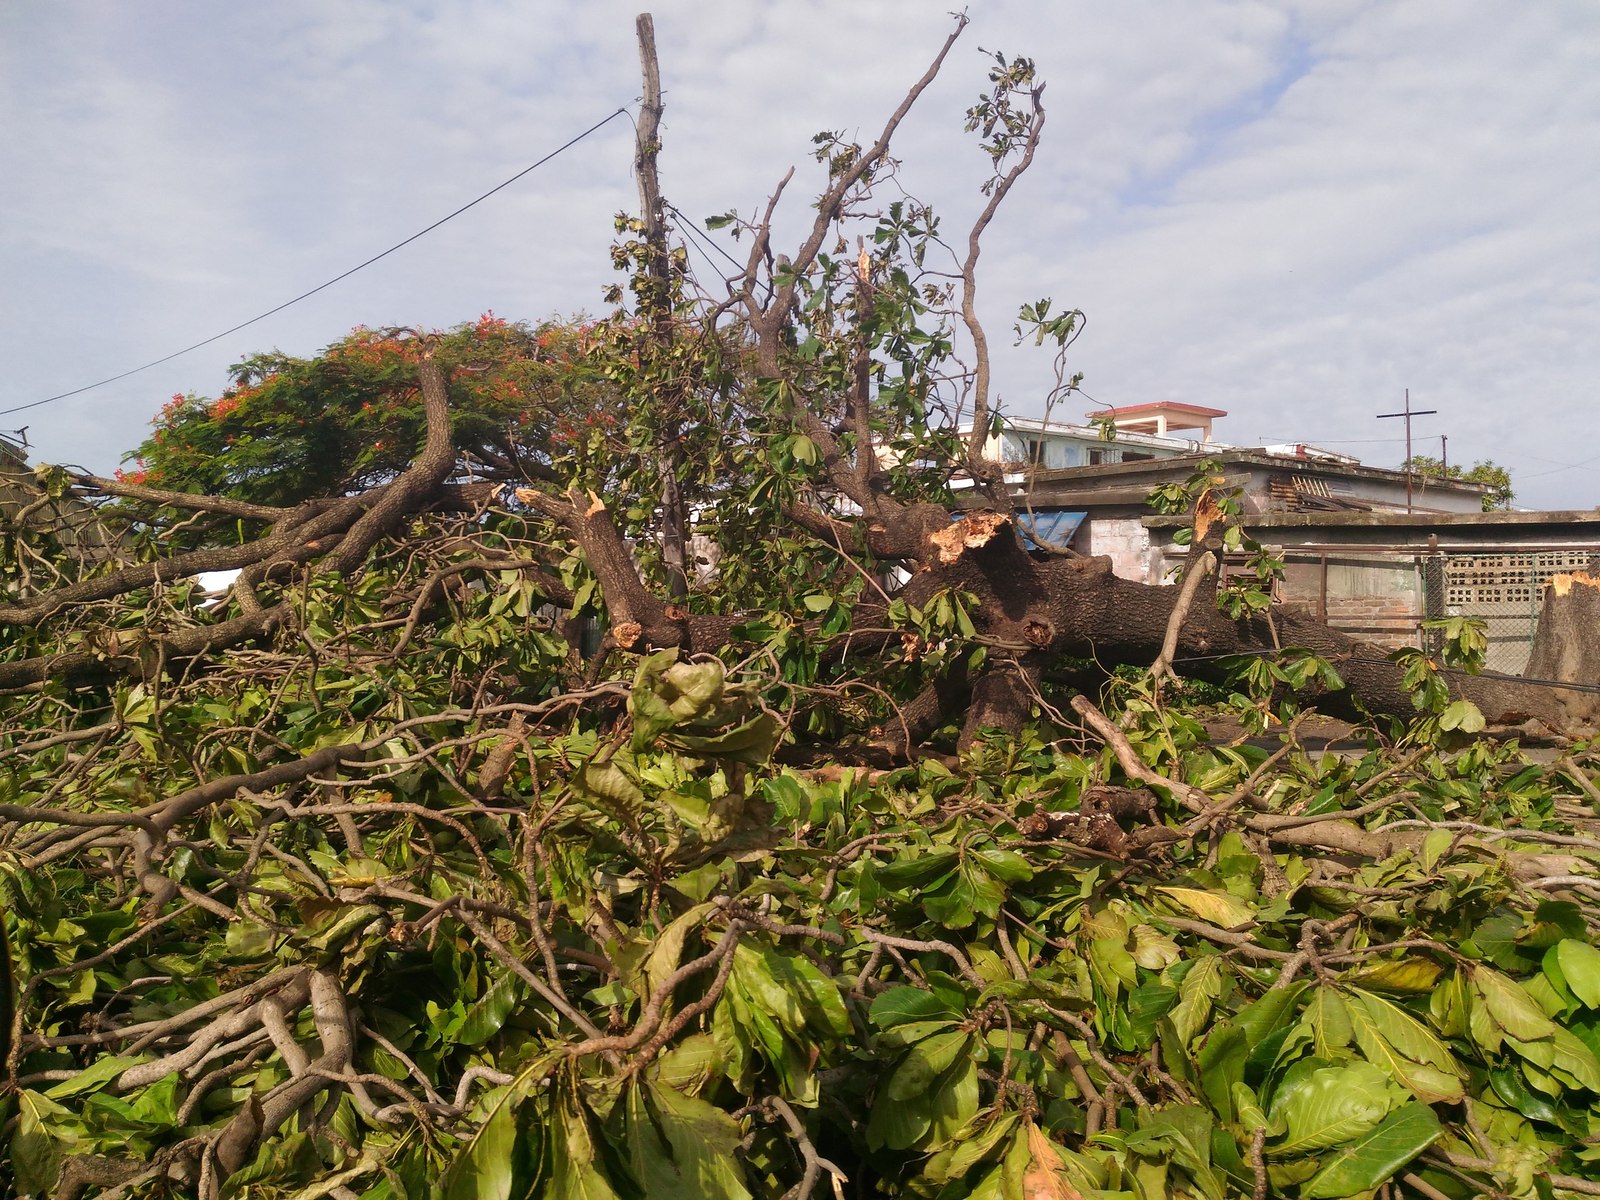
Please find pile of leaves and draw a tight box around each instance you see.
[3,503,1600,1200]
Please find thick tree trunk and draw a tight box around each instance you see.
[890,512,1573,742]
[1525,564,1600,733]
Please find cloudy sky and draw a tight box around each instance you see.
[3,1,1598,509]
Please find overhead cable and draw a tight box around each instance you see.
[2,105,631,418]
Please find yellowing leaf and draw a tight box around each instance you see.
[1022,1121,1087,1200]
[1344,957,1443,993]
[1130,924,1180,969]
[1155,886,1256,929]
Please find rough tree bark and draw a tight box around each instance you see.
[633,13,690,600]
[1526,559,1600,731]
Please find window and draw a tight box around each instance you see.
[1003,436,1044,466]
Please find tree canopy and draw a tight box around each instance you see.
[4,15,1600,1200]
[1404,455,1516,511]
[120,315,622,507]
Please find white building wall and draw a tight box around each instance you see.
[1086,517,1168,585]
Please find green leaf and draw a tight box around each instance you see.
[972,846,1033,884]
[457,970,525,1047]
[1472,965,1559,1041]
[1345,989,1463,1104]
[1550,1024,1600,1091]
[1489,1064,1562,1124]
[43,1055,141,1099]
[1231,1082,1275,1134]
[732,943,849,1042]
[1268,1061,1399,1157]
[1168,955,1224,1046]
[1235,979,1311,1046]
[1555,939,1600,1008]
[875,846,958,889]
[869,985,958,1030]
[617,1082,751,1200]
[1420,827,1454,871]
[1296,986,1353,1060]
[129,1071,181,1125]
[444,1086,520,1200]
[925,1113,1021,1186]
[1438,699,1485,733]
[1300,1101,1442,1198]
[925,1053,981,1148]
[644,903,714,1002]
[866,1082,932,1150]
[887,1030,971,1101]
[1196,1023,1248,1121]
[12,1091,74,1195]
[551,1097,622,1200]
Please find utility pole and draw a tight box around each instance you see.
[1440,434,1448,473]
[1377,389,1437,513]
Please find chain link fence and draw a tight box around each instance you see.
[1429,549,1597,675]
[1272,546,1598,677]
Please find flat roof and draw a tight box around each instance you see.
[1027,450,1486,493]
[1146,508,1600,530]
[1091,401,1229,419]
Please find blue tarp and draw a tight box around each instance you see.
[1017,510,1087,550]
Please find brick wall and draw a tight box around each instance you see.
[1277,557,1422,650]
[1316,595,1421,649]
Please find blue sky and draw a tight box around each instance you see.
[3,0,1598,509]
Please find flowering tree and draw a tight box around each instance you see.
[121,315,622,506]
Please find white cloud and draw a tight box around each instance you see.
[2,0,1597,508]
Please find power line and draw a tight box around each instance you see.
[665,202,748,274]
[2,105,631,419]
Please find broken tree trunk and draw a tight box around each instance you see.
[886,510,1573,746]
[1525,560,1600,734]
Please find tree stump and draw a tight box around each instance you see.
[1526,558,1600,733]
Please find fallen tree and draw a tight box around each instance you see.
[3,13,1600,1200]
